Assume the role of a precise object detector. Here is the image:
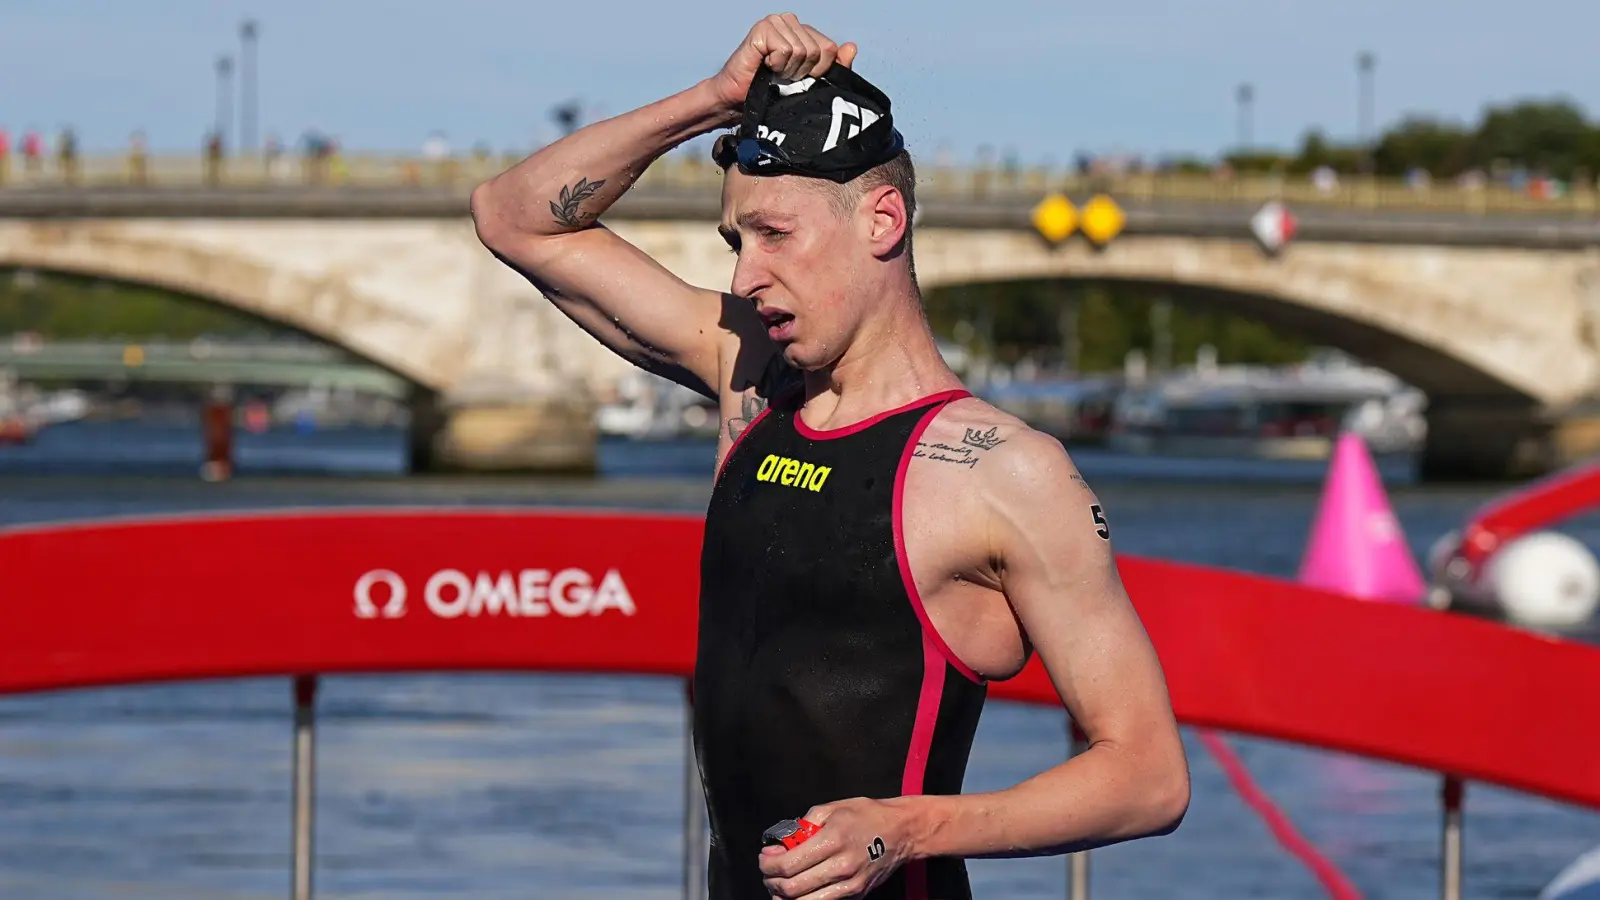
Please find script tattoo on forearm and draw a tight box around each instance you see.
[549,176,607,229]
[913,426,1007,469]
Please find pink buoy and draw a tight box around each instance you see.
[1298,431,1426,603]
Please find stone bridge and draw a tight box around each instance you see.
[2,174,1599,478]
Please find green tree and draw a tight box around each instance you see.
[1470,99,1593,177]
[1276,97,1600,180]
[926,280,1312,373]
[1374,116,1474,176]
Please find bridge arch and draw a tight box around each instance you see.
[913,230,1595,406]
[928,273,1522,401]
[0,222,461,390]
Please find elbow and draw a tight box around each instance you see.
[1140,756,1190,838]
[470,177,517,253]
[1154,771,1191,836]
[1102,739,1189,842]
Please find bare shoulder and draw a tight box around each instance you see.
[920,397,1092,493]
[926,397,1108,541]
[913,395,1111,587]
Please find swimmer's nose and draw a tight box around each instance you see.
[731,250,772,301]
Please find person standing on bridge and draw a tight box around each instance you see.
[471,14,1188,899]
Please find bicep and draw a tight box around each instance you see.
[995,458,1177,745]
[485,224,731,396]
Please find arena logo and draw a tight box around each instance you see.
[353,568,636,620]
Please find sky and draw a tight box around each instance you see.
[2,0,1599,164]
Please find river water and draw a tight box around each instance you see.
[0,422,1596,900]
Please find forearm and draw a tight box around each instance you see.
[474,79,736,238]
[901,742,1188,860]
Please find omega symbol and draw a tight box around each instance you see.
[353,569,408,618]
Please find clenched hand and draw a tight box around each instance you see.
[759,798,914,900]
[711,13,859,110]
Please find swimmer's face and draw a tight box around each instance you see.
[719,169,883,370]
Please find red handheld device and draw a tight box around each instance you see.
[762,818,821,851]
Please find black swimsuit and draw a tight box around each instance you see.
[694,388,988,899]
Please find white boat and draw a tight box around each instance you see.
[1106,350,1425,461]
[977,375,1121,444]
[1543,844,1600,899]
[597,370,719,441]
[33,389,90,425]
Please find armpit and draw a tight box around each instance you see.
[754,350,804,402]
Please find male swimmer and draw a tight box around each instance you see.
[472,14,1189,899]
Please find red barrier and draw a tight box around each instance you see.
[1459,461,1600,567]
[2,508,1598,810]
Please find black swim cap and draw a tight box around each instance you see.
[712,63,905,184]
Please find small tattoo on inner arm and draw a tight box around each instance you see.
[1091,503,1110,540]
[1070,472,1093,491]
[726,393,768,442]
[549,176,607,229]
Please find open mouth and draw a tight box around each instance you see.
[759,309,796,339]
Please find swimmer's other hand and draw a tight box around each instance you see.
[758,797,914,899]
[711,13,858,110]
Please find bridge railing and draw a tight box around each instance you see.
[3,152,1599,217]
[0,338,359,364]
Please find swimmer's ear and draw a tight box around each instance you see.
[837,42,858,68]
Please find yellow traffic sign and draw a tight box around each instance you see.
[1031,194,1078,244]
[1079,194,1126,246]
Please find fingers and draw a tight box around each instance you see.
[837,41,858,68]
[759,14,800,80]
[776,13,819,81]
[759,832,831,879]
[794,880,868,900]
[754,13,850,81]
[758,802,884,900]
[750,18,790,80]
[789,25,823,80]
[801,26,839,77]
[764,851,857,900]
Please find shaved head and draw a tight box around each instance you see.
[815,151,918,275]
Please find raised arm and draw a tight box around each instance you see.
[470,15,855,397]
